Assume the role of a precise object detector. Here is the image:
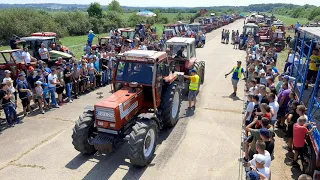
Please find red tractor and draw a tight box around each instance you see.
[72,50,183,166]
[0,49,37,81]
[165,37,205,95]
[30,32,70,53]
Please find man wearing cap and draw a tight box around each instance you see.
[225,61,246,97]
[184,69,200,110]
[248,154,271,179]
[38,43,50,63]
[0,82,19,126]
[17,73,33,116]
[87,30,96,47]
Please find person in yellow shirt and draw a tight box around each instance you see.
[184,69,200,110]
[305,48,320,90]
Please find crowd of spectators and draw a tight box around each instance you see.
[241,37,319,179]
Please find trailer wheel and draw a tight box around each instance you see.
[303,139,316,176]
[159,83,181,127]
[72,110,97,155]
[128,118,158,166]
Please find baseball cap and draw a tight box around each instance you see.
[28,66,34,71]
[191,69,197,73]
[36,81,42,85]
[4,70,11,74]
[246,170,260,180]
[18,73,25,77]
[259,128,270,138]
[254,154,266,164]
[43,83,48,87]
[283,75,290,80]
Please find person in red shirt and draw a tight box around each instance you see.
[255,103,271,128]
[291,116,316,168]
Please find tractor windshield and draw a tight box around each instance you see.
[244,26,258,35]
[116,61,154,85]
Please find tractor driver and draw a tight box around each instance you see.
[176,46,185,58]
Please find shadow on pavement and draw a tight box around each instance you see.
[222,95,243,101]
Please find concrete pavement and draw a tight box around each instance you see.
[0,20,249,180]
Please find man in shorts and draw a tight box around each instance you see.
[225,61,246,97]
[184,69,200,110]
[17,73,33,116]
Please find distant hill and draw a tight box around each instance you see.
[0,3,313,12]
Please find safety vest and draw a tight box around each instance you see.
[233,66,243,79]
[189,74,200,91]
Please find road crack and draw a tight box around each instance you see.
[9,163,45,170]
[202,107,242,114]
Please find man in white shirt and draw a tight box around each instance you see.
[248,140,272,168]
[268,93,279,126]
[21,47,34,65]
[243,95,256,125]
[284,48,295,73]
[48,69,60,108]
[38,43,50,63]
[248,154,271,180]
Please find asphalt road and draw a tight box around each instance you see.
[0,20,247,180]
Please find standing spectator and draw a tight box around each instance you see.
[84,43,91,55]
[21,47,35,68]
[305,48,320,90]
[101,54,109,86]
[248,140,272,168]
[291,116,316,169]
[268,93,279,126]
[64,63,73,103]
[17,74,33,116]
[284,48,294,73]
[72,63,81,99]
[87,30,96,47]
[284,101,300,152]
[231,30,235,45]
[0,82,19,126]
[259,128,274,155]
[295,21,301,34]
[43,83,50,110]
[35,81,45,114]
[225,61,246,97]
[221,29,225,43]
[286,35,292,48]
[225,30,230,44]
[87,58,96,89]
[3,70,17,102]
[48,69,60,108]
[234,35,240,49]
[38,43,50,63]
[93,57,101,87]
[201,33,206,47]
[249,154,271,179]
[243,95,258,126]
[298,174,312,180]
[56,67,65,105]
[277,83,291,128]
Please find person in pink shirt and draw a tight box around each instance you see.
[291,116,316,169]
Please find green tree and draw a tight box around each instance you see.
[107,0,123,13]
[313,15,320,23]
[175,12,184,21]
[307,7,320,20]
[87,2,103,18]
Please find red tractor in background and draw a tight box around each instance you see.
[72,50,184,166]
[31,32,70,53]
[165,37,205,95]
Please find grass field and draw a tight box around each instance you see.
[264,13,308,25]
[0,12,194,58]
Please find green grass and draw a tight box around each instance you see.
[0,12,194,58]
[264,13,308,26]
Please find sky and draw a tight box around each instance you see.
[1,0,320,7]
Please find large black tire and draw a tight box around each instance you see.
[159,83,182,127]
[303,138,316,176]
[199,61,205,84]
[128,118,158,166]
[72,111,97,155]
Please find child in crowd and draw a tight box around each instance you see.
[43,83,50,110]
[35,81,45,114]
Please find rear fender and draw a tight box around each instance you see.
[185,57,197,70]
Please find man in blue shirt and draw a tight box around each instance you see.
[295,21,301,34]
[225,61,246,97]
[87,30,96,47]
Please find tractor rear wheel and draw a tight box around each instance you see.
[128,118,158,166]
[72,110,97,155]
[159,83,181,127]
[199,61,205,84]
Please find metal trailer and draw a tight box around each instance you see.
[290,27,320,176]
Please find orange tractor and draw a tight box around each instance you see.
[72,50,183,166]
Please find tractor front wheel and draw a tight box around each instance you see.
[159,83,182,127]
[128,118,158,166]
[72,110,97,155]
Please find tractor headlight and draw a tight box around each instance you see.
[110,123,116,128]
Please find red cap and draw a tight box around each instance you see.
[28,66,34,71]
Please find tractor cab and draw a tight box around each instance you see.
[164,29,177,40]
[0,49,37,81]
[120,28,135,40]
[165,37,197,74]
[30,32,69,52]
[164,24,180,34]
[189,23,201,34]
[18,36,72,67]
[243,23,260,43]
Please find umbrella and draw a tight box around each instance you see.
[136,10,157,17]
